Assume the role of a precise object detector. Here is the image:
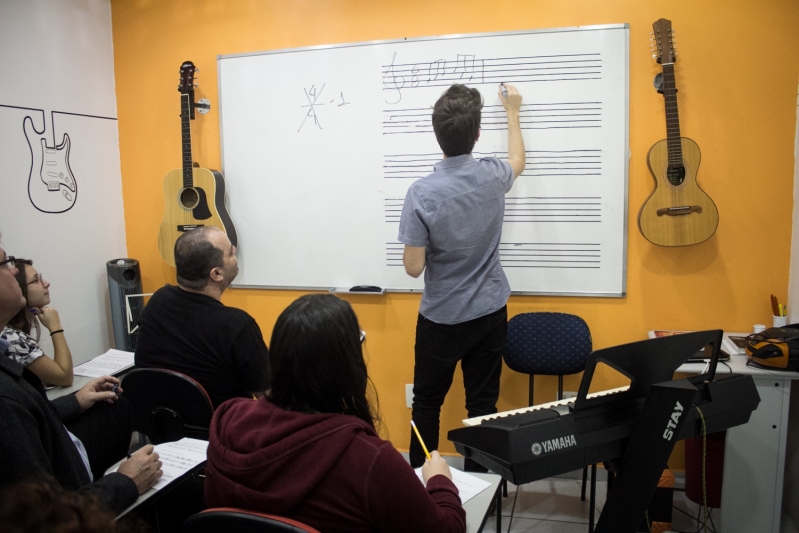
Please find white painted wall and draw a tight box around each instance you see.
[0,0,127,364]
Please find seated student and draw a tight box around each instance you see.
[135,227,270,407]
[1,259,73,386]
[0,481,151,533]
[0,242,163,513]
[205,294,466,533]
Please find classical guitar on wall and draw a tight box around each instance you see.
[158,61,238,266]
[638,19,718,247]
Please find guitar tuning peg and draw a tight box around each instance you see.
[193,83,198,88]
[652,54,657,59]
[196,68,200,72]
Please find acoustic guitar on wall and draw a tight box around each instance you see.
[158,61,238,266]
[638,19,718,247]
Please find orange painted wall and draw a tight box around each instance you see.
[110,0,799,466]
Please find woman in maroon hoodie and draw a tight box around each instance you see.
[205,294,466,533]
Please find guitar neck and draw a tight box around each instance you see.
[661,63,683,166]
[181,93,194,188]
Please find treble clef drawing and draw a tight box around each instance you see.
[383,52,405,104]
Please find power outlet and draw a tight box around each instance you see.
[562,391,578,399]
[406,384,414,408]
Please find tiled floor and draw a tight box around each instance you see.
[479,472,721,533]
[405,453,784,532]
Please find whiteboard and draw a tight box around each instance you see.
[218,24,629,295]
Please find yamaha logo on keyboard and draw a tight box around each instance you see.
[531,435,577,456]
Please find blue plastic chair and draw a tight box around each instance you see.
[505,312,592,404]
[504,312,596,531]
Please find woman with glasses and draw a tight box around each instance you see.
[0,259,73,386]
[205,294,466,533]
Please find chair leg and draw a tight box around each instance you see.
[581,465,588,501]
[588,463,597,533]
[606,468,614,500]
[528,375,534,406]
[557,375,564,401]
[502,478,508,497]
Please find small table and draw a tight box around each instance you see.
[676,333,799,533]
[46,364,134,399]
[463,472,502,533]
[117,460,207,518]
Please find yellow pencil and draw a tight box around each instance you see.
[411,420,432,460]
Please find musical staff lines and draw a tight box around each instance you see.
[385,196,601,224]
[382,52,602,102]
[505,197,601,223]
[500,242,601,269]
[384,241,601,269]
[383,102,602,135]
[384,198,405,223]
[385,241,404,267]
[382,150,601,180]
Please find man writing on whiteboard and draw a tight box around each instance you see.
[399,83,525,469]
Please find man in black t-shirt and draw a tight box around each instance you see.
[135,227,270,407]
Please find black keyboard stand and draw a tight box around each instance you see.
[595,378,699,533]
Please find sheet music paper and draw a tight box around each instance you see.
[113,438,208,491]
[414,466,492,504]
[73,349,134,378]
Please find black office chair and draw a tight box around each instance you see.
[183,508,321,533]
[504,312,597,531]
[121,368,214,444]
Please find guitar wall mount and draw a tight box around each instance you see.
[195,98,211,115]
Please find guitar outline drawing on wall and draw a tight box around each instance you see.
[0,104,117,214]
[23,114,77,213]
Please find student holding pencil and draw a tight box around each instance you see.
[205,294,466,533]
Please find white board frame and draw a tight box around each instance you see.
[218,24,629,296]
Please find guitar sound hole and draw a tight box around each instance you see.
[667,165,685,186]
[179,188,200,209]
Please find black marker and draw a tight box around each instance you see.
[111,383,119,395]
[500,83,508,98]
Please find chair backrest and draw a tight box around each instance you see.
[182,508,321,533]
[121,367,214,444]
[504,312,592,376]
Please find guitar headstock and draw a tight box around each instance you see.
[178,61,197,94]
[652,18,676,65]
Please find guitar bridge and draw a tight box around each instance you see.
[656,206,703,217]
[177,224,205,232]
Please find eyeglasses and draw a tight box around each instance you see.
[26,273,43,286]
[0,256,15,270]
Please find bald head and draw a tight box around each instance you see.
[174,227,238,293]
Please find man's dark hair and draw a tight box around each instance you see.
[432,84,483,157]
[0,481,150,533]
[174,227,224,290]
[9,259,34,335]
[269,294,380,430]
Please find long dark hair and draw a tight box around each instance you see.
[269,294,380,430]
[8,259,36,336]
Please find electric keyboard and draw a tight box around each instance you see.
[463,385,630,426]
[449,373,759,485]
